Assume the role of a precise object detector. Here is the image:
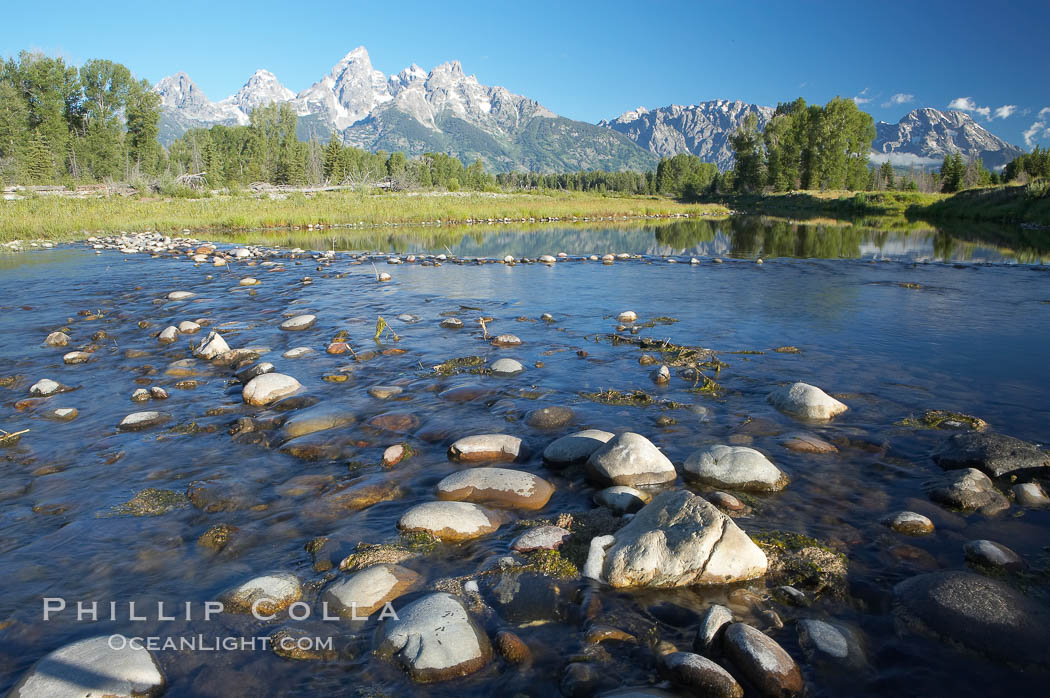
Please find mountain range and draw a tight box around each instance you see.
[153,47,1025,173]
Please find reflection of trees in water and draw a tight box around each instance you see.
[652,220,719,248]
[725,217,863,259]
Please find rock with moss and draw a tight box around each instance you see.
[751,530,847,597]
[109,488,188,517]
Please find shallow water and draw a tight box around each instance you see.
[0,217,1048,696]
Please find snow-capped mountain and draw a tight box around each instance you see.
[153,47,656,172]
[599,101,776,170]
[871,108,1025,169]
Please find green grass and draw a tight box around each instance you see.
[907,180,1050,226]
[703,189,944,219]
[0,189,728,242]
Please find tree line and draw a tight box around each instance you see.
[0,51,161,183]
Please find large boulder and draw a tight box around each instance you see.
[585,432,677,487]
[9,636,165,698]
[374,592,492,682]
[683,445,788,491]
[893,571,1050,666]
[933,431,1048,478]
[590,489,767,588]
[768,382,847,420]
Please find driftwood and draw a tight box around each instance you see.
[175,173,208,190]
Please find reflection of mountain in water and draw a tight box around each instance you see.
[219,216,1046,264]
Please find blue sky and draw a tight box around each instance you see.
[4,0,1049,149]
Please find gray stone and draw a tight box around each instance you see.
[167,290,195,300]
[223,572,302,614]
[9,635,165,698]
[44,331,70,347]
[491,333,522,346]
[963,540,1026,571]
[511,525,571,552]
[594,490,767,588]
[543,429,614,466]
[694,603,733,654]
[117,411,170,431]
[1013,482,1050,507]
[158,325,178,343]
[29,379,64,397]
[278,404,355,441]
[525,405,574,429]
[374,592,492,682]
[796,619,859,664]
[927,468,1009,515]
[768,382,847,420]
[193,330,230,359]
[178,320,200,334]
[585,432,677,487]
[723,623,804,697]
[368,385,403,399]
[440,318,463,329]
[893,571,1050,665]
[683,444,788,492]
[280,314,316,331]
[934,431,1048,478]
[282,346,314,359]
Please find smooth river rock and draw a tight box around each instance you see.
[585,432,677,487]
[44,331,70,347]
[694,603,733,654]
[962,539,1026,571]
[683,444,788,492]
[117,411,170,431]
[29,379,65,397]
[490,358,525,376]
[435,467,554,510]
[448,434,526,463]
[927,468,1009,515]
[397,501,501,541]
[723,623,804,697]
[591,489,767,587]
[223,572,302,615]
[374,592,492,682]
[321,564,420,617]
[243,373,302,406]
[768,382,848,420]
[511,525,571,552]
[278,403,355,441]
[543,429,615,466]
[893,570,1050,666]
[594,485,651,514]
[9,636,165,698]
[525,405,575,429]
[62,351,91,365]
[883,511,935,535]
[280,314,317,331]
[659,651,743,698]
[933,431,1049,478]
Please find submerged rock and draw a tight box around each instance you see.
[525,405,574,429]
[277,403,355,441]
[927,468,1009,515]
[933,431,1049,478]
[9,636,165,698]
[223,572,302,615]
[591,489,766,587]
[374,592,492,682]
[963,539,1026,571]
[893,571,1050,666]
[768,382,847,420]
[117,411,170,431]
[585,432,677,487]
[683,445,788,492]
[883,511,935,535]
[780,433,838,454]
[397,501,501,541]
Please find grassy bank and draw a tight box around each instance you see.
[707,181,1050,228]
[703,190,944,219]
[906,180,1050,227]
[0,190,727,242]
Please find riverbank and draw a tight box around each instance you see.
[0,190,727,242]
[705,181,1050,228]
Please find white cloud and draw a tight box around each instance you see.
[993,104,1017,120]
[948,96,991,119]
[1023,107,1050,149]
[868,151,944,168]
[882,93,914,107]
[853,87,872,105]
